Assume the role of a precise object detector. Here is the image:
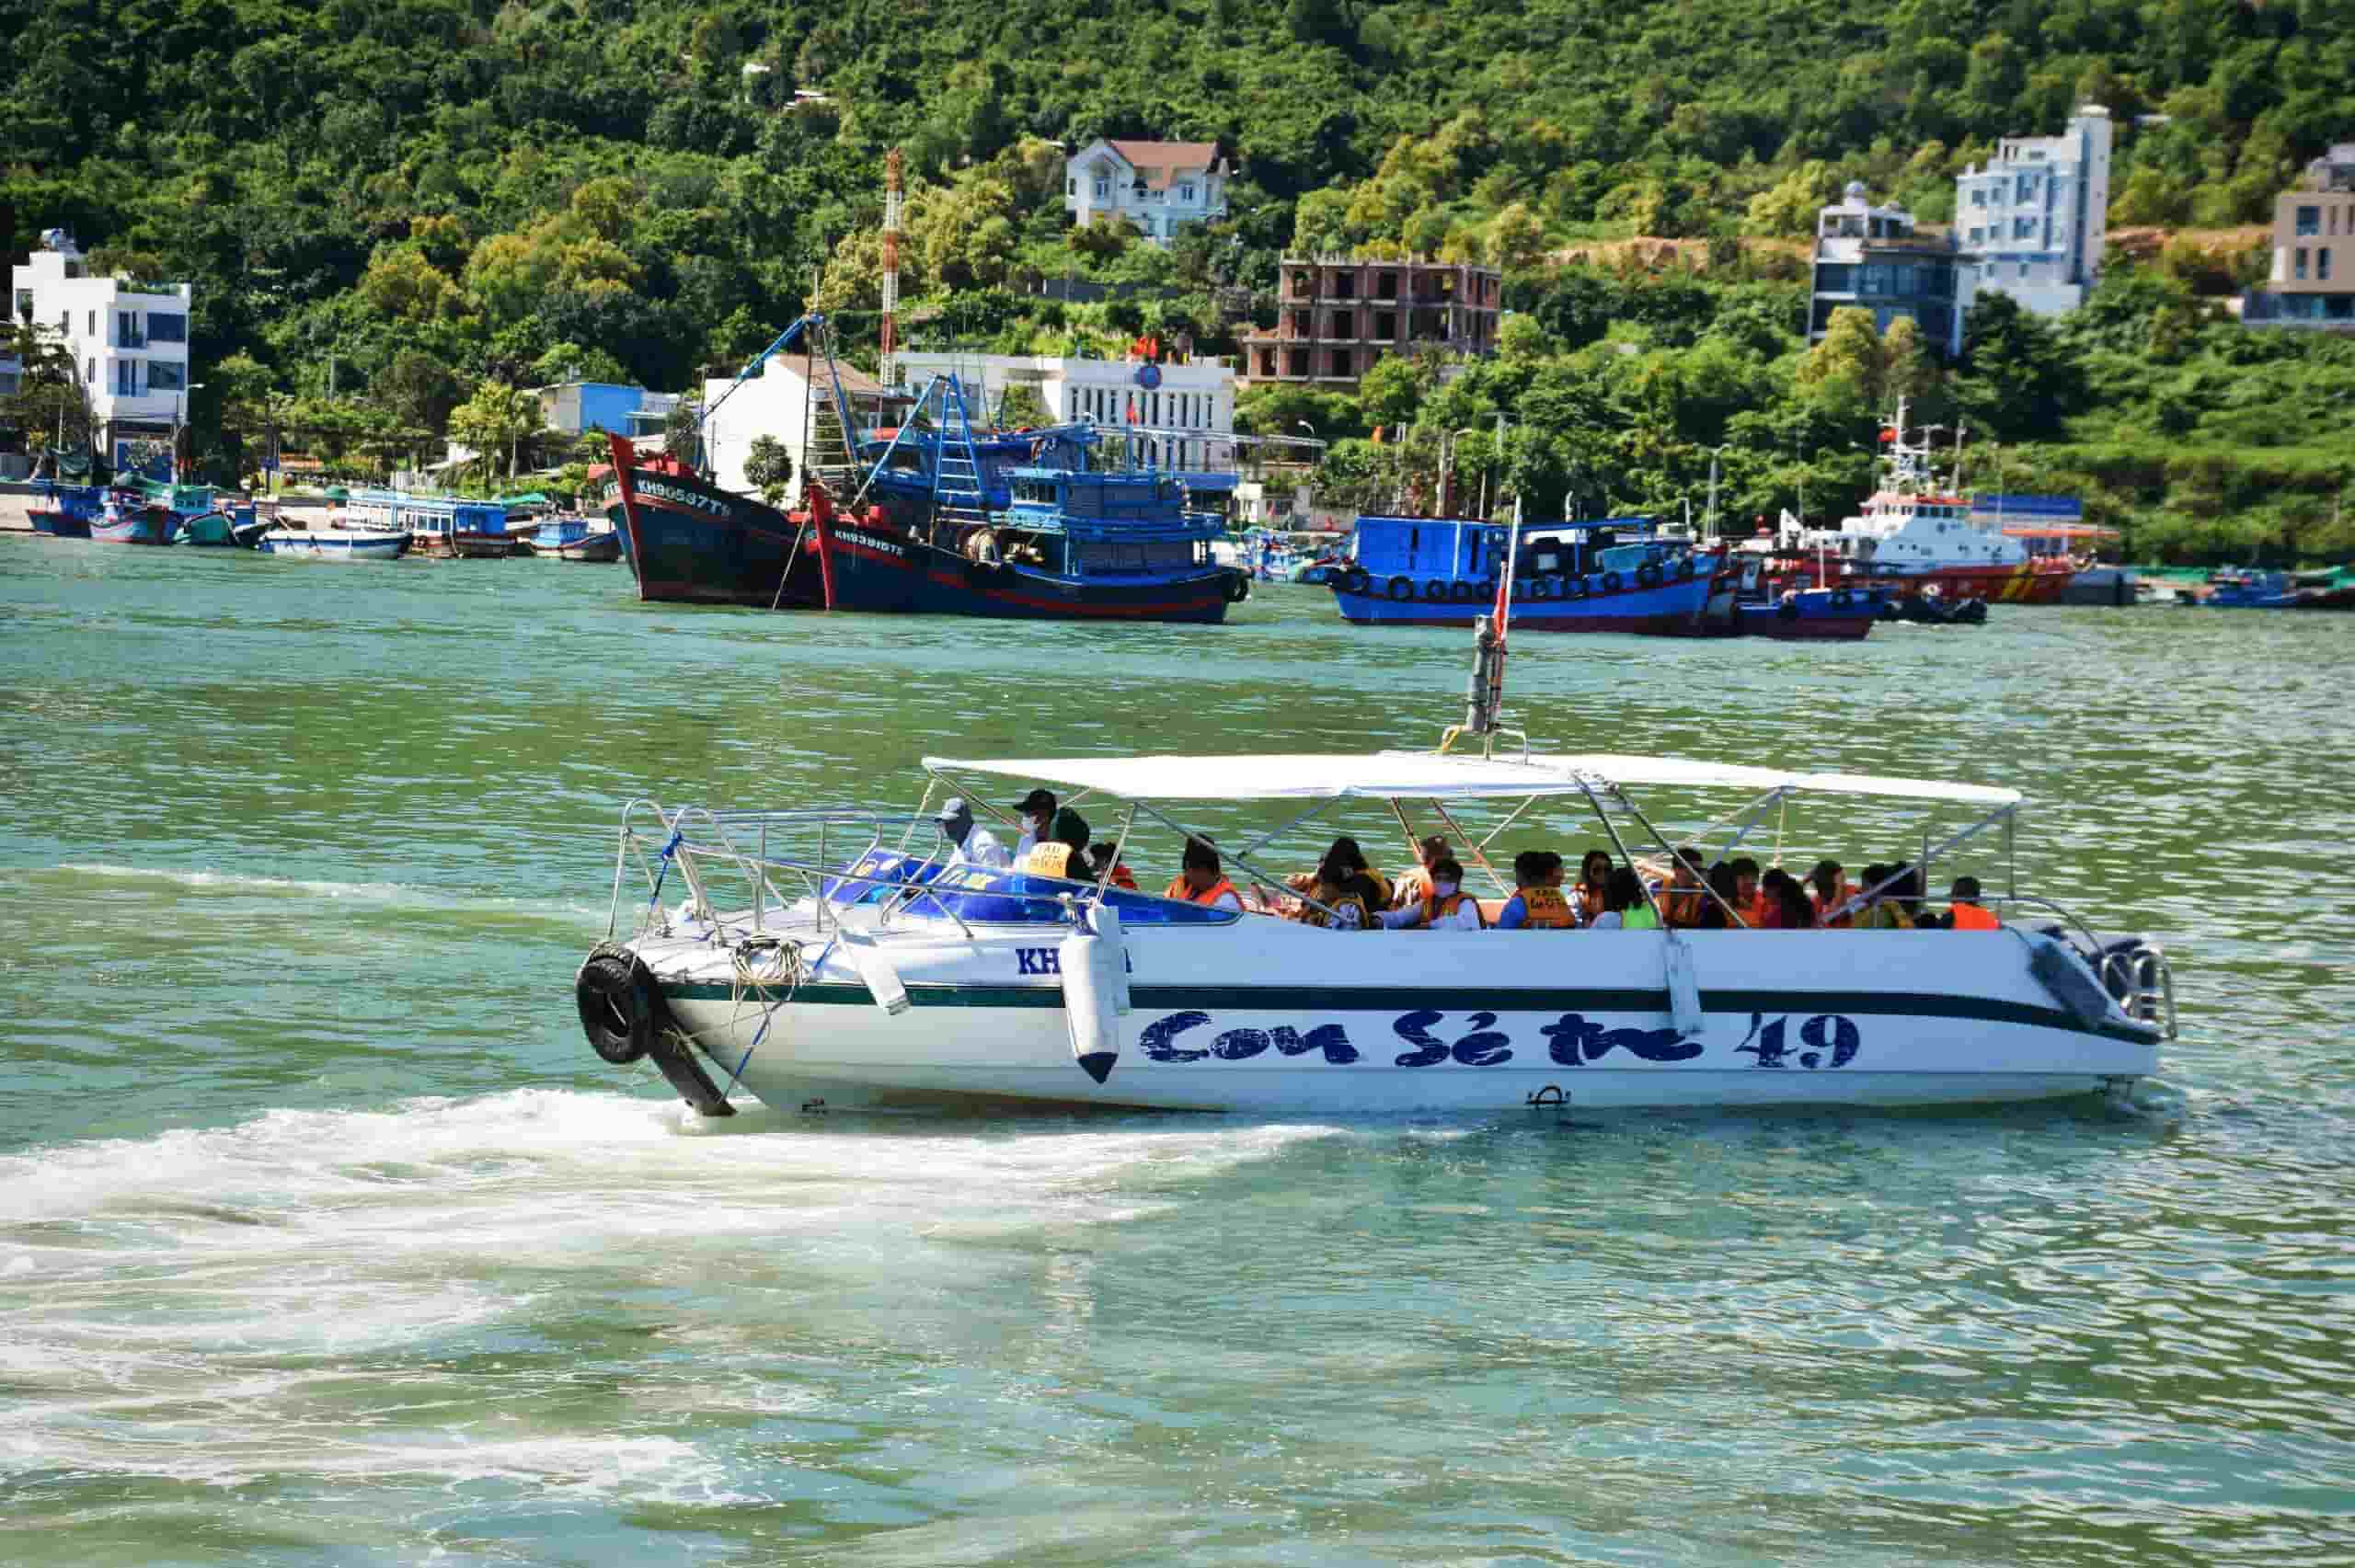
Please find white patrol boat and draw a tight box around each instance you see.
[573,750,2177,1118]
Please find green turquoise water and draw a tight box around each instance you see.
[2,536,2349,1565]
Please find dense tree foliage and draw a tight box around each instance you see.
[4,0,2352,552]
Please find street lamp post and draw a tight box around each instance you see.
[173,382,205,486]
[1704,442,1729,542]
[1444,427,1479,520]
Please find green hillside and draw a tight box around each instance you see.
[4,0,2353,558]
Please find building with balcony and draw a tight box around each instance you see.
[1953,106,2112,317]
[1237,257,1502,388]
[1064,140,1229,246]
[891,352,1237,472]
[7,229,195,475]
[1808,185,1967,356]
[2243,143,2355,332]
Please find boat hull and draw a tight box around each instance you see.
[557,531,621,563]
[823,522,1233,623]
[257,529,410,560]
[29,508,92,540]
[1331,566,1717,635]
[89,509,177,545]
[609,460,827,608]
[412,532,515,559]
[1734,596,1878,640]
[625,922,2159,1116]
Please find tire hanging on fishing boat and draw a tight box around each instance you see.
[577,945,654,1064]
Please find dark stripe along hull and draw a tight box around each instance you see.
[823,526,1231,623]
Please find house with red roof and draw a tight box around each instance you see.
[1064,140,1230,245]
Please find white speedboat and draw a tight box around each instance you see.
[256,526,411,561]
[574,750,2175,1118]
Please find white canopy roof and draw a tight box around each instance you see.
[922,752,2021,807]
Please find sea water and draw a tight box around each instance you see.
[1,537,2349,1565]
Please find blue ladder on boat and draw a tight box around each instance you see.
[931,376,989,528]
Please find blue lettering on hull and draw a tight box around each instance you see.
[1132,1009,1862,1070]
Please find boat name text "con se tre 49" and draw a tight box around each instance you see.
[1134,1010,1863,1070]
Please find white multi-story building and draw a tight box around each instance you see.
[1063,141,1230,245]
[892,351,1237,471]
[1953,106,2113,317]
[698,358,902,503]
[8,229,196,473]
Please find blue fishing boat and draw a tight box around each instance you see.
[1330,516,1720,635]
[88,487,179,545]
[29,481,101,539]
[2177,568,2301,609]
[821,374,1245,623]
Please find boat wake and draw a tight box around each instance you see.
[52,861,603,921]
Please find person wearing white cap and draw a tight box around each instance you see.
[936,797,1010,870]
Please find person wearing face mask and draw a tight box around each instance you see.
[1377,856,1486,930]
[1011,788,1056,863]
[1021,807,1093,878]
[935,796,1009,871]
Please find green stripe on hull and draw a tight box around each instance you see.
[661,980,2154,1042]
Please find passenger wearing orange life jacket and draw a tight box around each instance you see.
[1377,857,1486,931]
[1729,856,1765,927]
[1163,838,1244,913]
[1389,835,1451,910]
[1020,807,1093,879]
[1809,859,1856,929]
[1494,851,1575,930]
[1290,837,1387,930]
[1086,842,1138,891]
[1945,875,2002,930]
[1660,845,1709,929]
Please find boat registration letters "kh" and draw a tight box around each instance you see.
[1136,1010,1865,1070]
[633,481,730,516]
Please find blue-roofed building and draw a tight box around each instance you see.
[534,382,680,441]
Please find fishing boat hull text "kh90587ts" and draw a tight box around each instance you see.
[573,752,2175,1119]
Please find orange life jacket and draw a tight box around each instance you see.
[1518,886,1575,929]
[1023,842,1081,878]
[1106,864,1138,891]
[1813,881,1856,929]
[1299,882,1372,929]
[1164,875,1237,908]
[1663,884,1706,927]
[1420,889,1487,928]
[1949,901,2001,931]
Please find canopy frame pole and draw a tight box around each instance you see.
[1128,798,1345,922]
[1426,797,1512,897]
[1822,803,2019,926]
[1386,797,1425,876]
[1575,781,1671,927]
[1600,784,1749,929]
[1682,785,1792,865]
[1474,792,1546,856]
[1091,803,1139,898]
[1235,795,1343,859]
[895,776,943,856]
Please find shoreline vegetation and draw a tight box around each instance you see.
[5,0,2352,566]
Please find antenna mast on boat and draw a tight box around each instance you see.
[879,148,902,392]
[1440,491,1528,758]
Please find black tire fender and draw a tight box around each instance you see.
[1223,569,1251,603]
[577,946,653,1065]
[1601,570,1622,593]
[1386,574,1415,602]
[1426,578,1451,601]
[1341,567,1372,596]
[1637,562,1663,588]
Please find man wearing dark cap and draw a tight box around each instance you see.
[936,796,1008,870]
[1020,807,1092,879]
[1012,788,1056,863]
